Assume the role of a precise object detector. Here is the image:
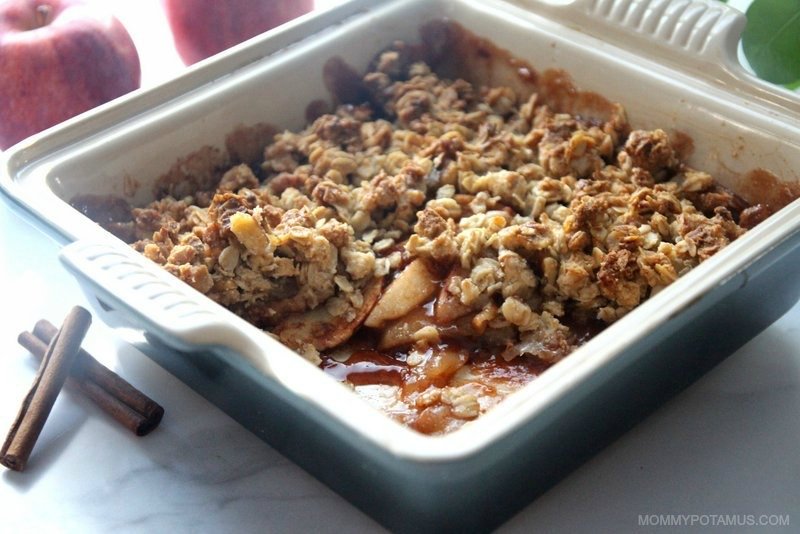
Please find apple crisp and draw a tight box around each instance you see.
[73,37,765,434]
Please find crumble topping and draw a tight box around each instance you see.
[75,42,760,434]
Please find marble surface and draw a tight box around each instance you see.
[2,1,799,532]
[2,200,799,534]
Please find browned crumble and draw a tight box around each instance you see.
[77,46,759,434]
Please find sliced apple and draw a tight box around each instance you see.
[433,265,473,324]
[379,308,435,350]
[403,344,469,396]
[274,276,383,351]
[364,258,438,328]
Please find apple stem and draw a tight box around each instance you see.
[35,4,53,28]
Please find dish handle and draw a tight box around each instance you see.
[58,239,271,374]
[521,0,800,116]
[520,0,743,62]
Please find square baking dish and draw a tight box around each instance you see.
[2,0,800,531]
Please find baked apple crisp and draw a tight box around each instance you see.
[73,31,766,434]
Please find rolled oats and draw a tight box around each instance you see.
[85,37,760,434]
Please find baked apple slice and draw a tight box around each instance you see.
[433,265,473,324]
[379,307,434,350]
[274,276,383,351]
[364,258,438,328]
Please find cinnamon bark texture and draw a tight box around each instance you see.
[20,320,164,436]
[1,307,92,471]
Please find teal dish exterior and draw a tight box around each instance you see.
[61,225,800,532]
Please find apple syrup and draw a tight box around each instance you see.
[318,283,597,435]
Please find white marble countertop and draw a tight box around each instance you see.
[2,1,799,532]
[2,200,799,534]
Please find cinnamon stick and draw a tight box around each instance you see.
[1,307,92,472]
[32,319,164,434]
[18,331,164,437]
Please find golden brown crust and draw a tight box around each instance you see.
[118,48,750,365]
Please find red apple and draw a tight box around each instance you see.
[163,0,314,66]
[0,0,140,150]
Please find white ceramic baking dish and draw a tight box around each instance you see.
[2,0,800,531]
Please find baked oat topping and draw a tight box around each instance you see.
[74,39,763,434]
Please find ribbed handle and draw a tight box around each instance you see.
[574,0,743,55]
[522,0,745,68]
[61,241,215,325]
[59,240,270,372]
[524,0,800,131]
